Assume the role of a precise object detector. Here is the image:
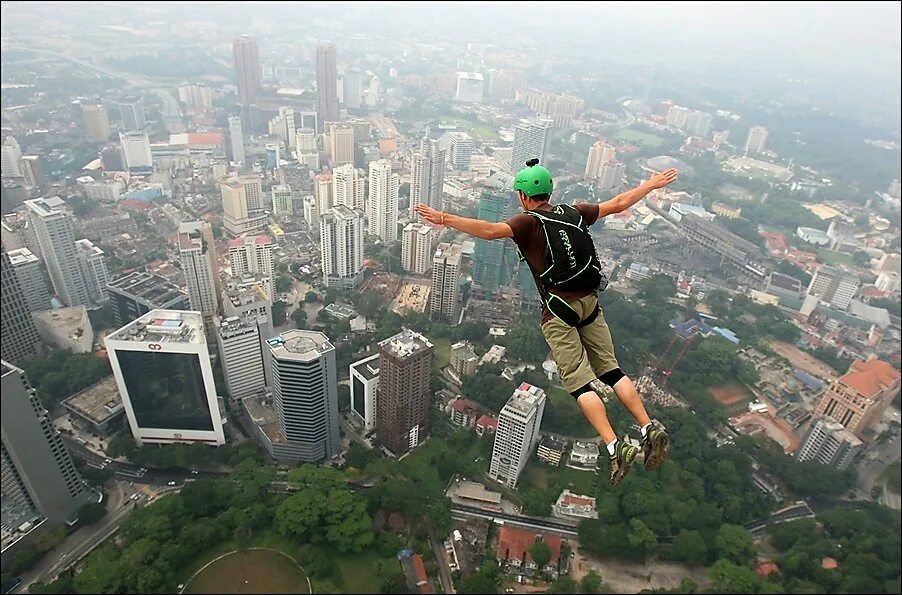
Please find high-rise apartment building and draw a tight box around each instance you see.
[267,330,340,462]
[178,221,221,327]
[597,161,625,191]
[342,68,363,109]
[177,83,213,109]
[445,132,474,171]
[233,35,262,106]
[744,126,768,154]
[806,266,860,310]
[81,102,111,142]
[216,315,267,400]
[295,128,317,152]
[21,155,43,189]
[473,193,512,291]
[410,139,446,213]
[796,417,863,469]
[585,141,616,180]
[367,159,399,243]
[25,197,90,307]
[431,242,462,320]
[220,175,267,237]
[332,164,365,210]
[521,90,584,128]
[401,222,433,275]
[814,359,901,439]
[315,172,333,212]
[1,252,42,364]
[106,271,189,328]
[272,184,293,216]
[315,42,340,132]
[228,116,246,167]
[510,118,552,172]
[75,239,109,306]
[489,382,546,488]
[118,95,146,131]
[455,72,485,103]
[377,329,433,456]
[1,136,23,178]
[228,235,274,299]
[1,361,92,533]
[119,131,153,172]
[320,204,364,289]
[7,247,49,312]
[105,310,226,446]
[326,122,355,166]
[685,110,713,137]
[303,195,319,232]
[349,353,379,432]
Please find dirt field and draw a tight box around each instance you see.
[710,383,751,405]
[570,548,709,593]
[732,411,801,454]
[768,340,837,379]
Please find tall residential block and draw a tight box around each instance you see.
[510,118,551,172]
[106,271,189,328]
[806,265,860,310]
[473,193,512,291]
[1,137,23,177]
[220,175,267,237]
[431,242,462,320]
[796,417,863,469]
[445,131,474,171]
[814,359,901,439]
[377,329,433,456]
[272,184,293,216]
[178,221,221,328]
[326,122,355,166]
[1,252,42,364]
[349,353,379,432]
[21,155,44,189]
[315,172,333,212]
[118,95,146,131]
[744,126,768,154]
[81,102,111,142]
[367,159,399,243]
[75,239,109,306]
[216,315,267,400]
[320,204,364,289]
[233,35,262,106]
[401,222,433,275]
[228,115,246,167]
[489,382,546,488]
[315,42,340,132]
[7,248,50,312]
[410,139,445,214]
[584,141,616,180]
[342,68,363,109]
[25,197,90,307]
[267,330,340,462]
[332,164,365,210]
[228,235,274,300]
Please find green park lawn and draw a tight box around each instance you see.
[613,128,666,148]
[313,548,397,594]
[433,337,452,369]
[816,248,854,266]
[439,115,500,139]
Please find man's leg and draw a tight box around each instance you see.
[608,375,651,428]
[576,391,616,445]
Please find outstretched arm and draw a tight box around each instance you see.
[415,204,513,240]
[597,168,679,218]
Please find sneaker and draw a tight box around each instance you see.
[609,440,639,486]
[642,421,669,471]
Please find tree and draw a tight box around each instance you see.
[546,575,578,593]
[770,321,800,342]
[637,273,677,304]
[580,570,603,594]
[275,273,293,293]
[272,300,288,325]
[852,250,872,267]
[775,260,812,287]
[708,559,763,594]
[503,322,548,365]
[305,291,319,303]
[457,570,498,594]
[291,308,308,328]
[78,502,108,525]
[716,524,756,565]
[626,518,657,555]
[530,540,552,569]
[672,529,708,565]
[381,572,409,594]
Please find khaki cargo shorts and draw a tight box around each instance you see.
[541,293,619,395]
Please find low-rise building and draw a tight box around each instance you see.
[476,415,497,436]
[450,341,479,377]
[450,398,479,429]
[553,489,598,520]
[567,441,599,469]
[497,526,566,579]
[537,435,567,467]
[32,306,93,353]
[62,376,124,437]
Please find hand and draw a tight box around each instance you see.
[415,203,444,225]
[647,168,679,190]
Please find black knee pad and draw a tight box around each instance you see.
[570,383,595,400]
[598,368,625,388]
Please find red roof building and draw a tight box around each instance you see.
[476,415,498,435]
[451,398,479,428]
[497,526,563,574]
[755,561,781,577]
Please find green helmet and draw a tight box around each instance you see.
[513,158,553,197]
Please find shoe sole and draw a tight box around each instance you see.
[644,431,669,471]
[611,448,637,485]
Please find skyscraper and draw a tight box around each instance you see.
[75,239,109,307]
[272,184,293,216]
[267,330,340,462]
[796,417,863,469]
[510,118,552,172]
[233,35,262,106]
[584,141,616,180]
[25,197,90,307]
[81,102,111,142]
[320,205,364,289]
[1,136,23,177]
[332,164,365,210]
[455,72,485,103]
[1,361,92,530]
[410,139,446,214]
[377,329,433,456]
[445,131,474,171]
[216,315,267,400]
[228,116,246,168]
[7,247,50,313]
[178,221,221,329]
[401,222,433,275]
[118,95,146,131]
[744,126,768,154]
[342,68,363,109]
[315,172,333,212]
[806,266,860,310]
[20,155,43,189]
[489,382,546,488]
[349,353,379,432]
[220,175,267,237]
[326,122,355,166]
[315,42,339,132]
[119,131,153,172]
[303,195,319,233]
[228,235,274,300]
[431,242,462,320]
[813,359,901,439]
[367,159,399,243]
[105,310,226,446]
[597,161,625,191]
[295,127,317,152]
[1,251,42,364]
[473,193,512,291]
[106,271,189,328]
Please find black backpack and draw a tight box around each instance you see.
[522,204,608,294]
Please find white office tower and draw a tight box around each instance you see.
[367,159,399,243]
[220,175,267,237]
[106,310,225,446]
[178,221,221,326]
[228,235,274,300]
[510,118,552,172]
[321,204,364,289]
[806,266,860,310]
[401,222,434,275]
[796,417,863,470]
[303,195,319,232]
[326,122,355,166]
[82,103,111,142]
[410,139,446,214]
[228,116,246,167]
[349,353,379,431]
[279,106,296,149]
[119,131,153,172]
[216,315,266,400]
[342,68,363,109]
[24,197,90,307]
[445,132,474,170]
[295,128,317,152]
[74,239,109,307]
[267,330,340,462]
[333,164,365,210]
[431,242,462,320]
[489,382,547,488]
[315,173,333,212]
[7,248,50,312]
[585,141,616,180]
[1,136,23,177]
[455,72,485,103]
[272,184,293,216]
[744,126,768,154]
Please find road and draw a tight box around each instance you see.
[745,501,815,536]
[450,504,579,537]
[427,524,455,594]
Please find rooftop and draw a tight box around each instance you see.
[570,441,599,456]
[350,353,380,380]
[268,329,334,362]
[228,235,272,248]
[457,481,503,505]
[503,382,546,417]
[108,271,185,305]
[497,526,562,566]
[63,376,123,424]
[6,247,38,266]
[434,242,462,265]
[241,393,284,444]
[539,434,567,452]
[379,328,433,360]
[476,415,497,430]
[33,306,89,339]
[106,309,205,345]
[840,359,900,397]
